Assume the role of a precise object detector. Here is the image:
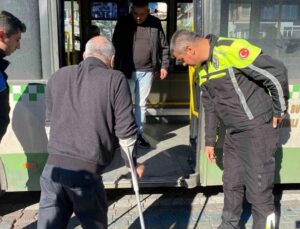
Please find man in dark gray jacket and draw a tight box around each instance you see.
[38,36,144,229]
[112,0,169,148]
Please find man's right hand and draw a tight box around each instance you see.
[205,146,216,163]
[136,164,145,179]
[160,68,168,80]
[128,163,145,179]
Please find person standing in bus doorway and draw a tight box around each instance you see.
[37,36,144,229]
[87,24,100,41]
[170,30,289,229]
[112,0,169,148]
[0,11,26,142]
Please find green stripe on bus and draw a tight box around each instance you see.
[289,84,300,99]
[0,153,48,191]
[9,85,46,102]
[7,84,300,101]
[199,147,300,186]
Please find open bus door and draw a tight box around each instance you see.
[57,0,198,189]
[0,0,197,192]
[192,0,300,186]
[0,0,197,193]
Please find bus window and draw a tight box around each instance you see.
[149,2,167,20]
[91,2,118,19]
[228,3,251,39]
[174,2,193,67]
[204,0,300,82]
[91,2,121,41]
[64,1,81,65]
[91,2,167,41]
[258,2,300,82]
[149,2,168,34]
[1,1,42,80]
[177,2,193,31]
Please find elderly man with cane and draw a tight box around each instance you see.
[38,36,145,229]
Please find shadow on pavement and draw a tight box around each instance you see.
[0,191,40,215]
[127,186,222,229]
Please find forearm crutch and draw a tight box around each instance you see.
[121,139,146,229]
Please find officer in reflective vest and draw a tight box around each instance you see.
[170,30,289,229]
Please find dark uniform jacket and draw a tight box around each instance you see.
[198,35,289,146]
[112,13,169,78]
[0,49,10,142]
[46,57,137,174]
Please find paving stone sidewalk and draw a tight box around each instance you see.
[0,188,300,229]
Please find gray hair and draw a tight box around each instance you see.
[85,36,115,63]
[170,30,201,57]
[0,10,26,37]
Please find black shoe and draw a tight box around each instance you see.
[137,135,151,148]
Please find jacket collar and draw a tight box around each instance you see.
[200,34,218,72]
[0,49,10,72]
[205,34,218,62]
[83,57,109,69]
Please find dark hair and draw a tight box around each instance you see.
[0,10,26,37]
[131,0,148,8]
[87,24,100,40]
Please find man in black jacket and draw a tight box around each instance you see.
[0,10,26,142]
[112,0,169,148]
[37,36,144,229]
[170,30,289,229]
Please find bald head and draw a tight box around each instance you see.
[84,36,115,67]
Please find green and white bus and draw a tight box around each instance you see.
[0,0,299,192]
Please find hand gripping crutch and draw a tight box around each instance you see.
[120,137,146,229]
[265,212,275,229]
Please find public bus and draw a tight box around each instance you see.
[0,0,299,192]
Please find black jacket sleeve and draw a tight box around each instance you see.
[240,54,289,117]
[158,20,169,70]
[201,85,219,147]
[112,18,122,70]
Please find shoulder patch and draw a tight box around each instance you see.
[212,55,219,69]
[239,48,250,59]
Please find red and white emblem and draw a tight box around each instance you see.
[239,48,250,59]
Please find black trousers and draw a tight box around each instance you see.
[219,122,279,229]
[38,164,107,229]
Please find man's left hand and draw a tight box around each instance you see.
[160,68,168,80]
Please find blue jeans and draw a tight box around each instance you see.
[128,71,154,134]
[37,164,107,229]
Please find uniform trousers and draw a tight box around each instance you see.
[219,122,279,229]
